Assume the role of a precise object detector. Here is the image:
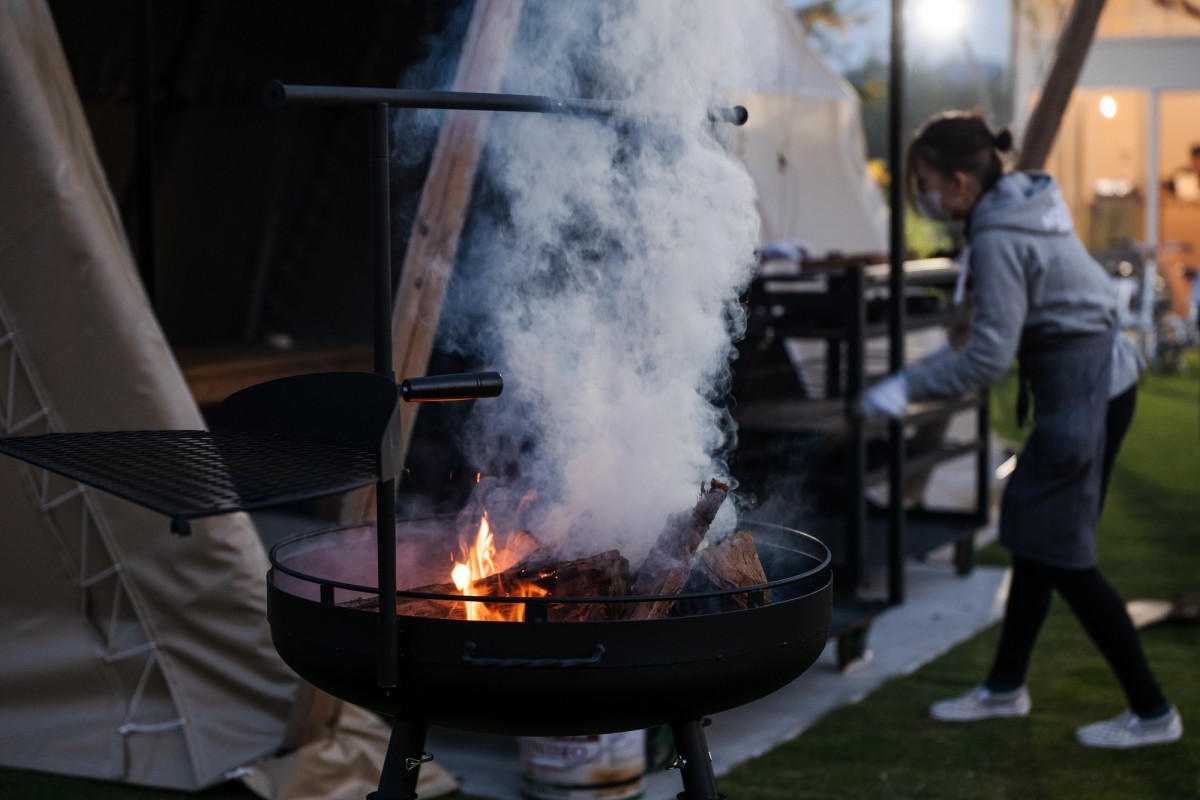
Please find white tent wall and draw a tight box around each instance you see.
[734,0,888,257]
[0,0,301,789]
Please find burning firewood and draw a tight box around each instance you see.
[670,529,772,617]
[504,549,632,621]
[491,528,541,572]
[345,549,631,622]
[338,482,775,623]
[504,549,629,599]
[626,479,729,620]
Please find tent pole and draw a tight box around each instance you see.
[1016,0,1107,171]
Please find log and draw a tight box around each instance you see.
[671,529,772,617]
[627,480,730,620]
[506,549,632,622]
[344,549,630,622]
[490,528,541,573]
[504,549,630,601]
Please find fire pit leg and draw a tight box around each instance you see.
[669,718,726,800]
[368,719,429,800]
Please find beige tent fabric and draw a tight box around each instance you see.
[239,703,460,800]
[734,0,888,257]
[0,0,298,788]
[0,2,423,794]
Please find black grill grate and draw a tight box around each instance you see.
[0,430,380,526]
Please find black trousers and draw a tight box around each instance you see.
[986,556,1167,717]
[986,384,1168,717]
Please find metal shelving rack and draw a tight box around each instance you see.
[731,256,991,666]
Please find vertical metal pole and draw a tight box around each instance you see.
[975,391,991,528]
[370,102,399,689]
[371,720,427,800]
[1145,89,1160,255]
[669,719,721,800]
[1143,89,1161,340]
[846,269,866,593]
[887,0,907,606]
[372,102,395,380]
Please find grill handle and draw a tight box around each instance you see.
[400,372,503,403]
[462,642,606,668]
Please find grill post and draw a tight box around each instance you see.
[670,718,725,800]
[369,100,400,690]
[370,719,428,800]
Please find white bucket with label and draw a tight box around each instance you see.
[518,730,646,800]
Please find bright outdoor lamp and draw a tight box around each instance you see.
[914,0,967,39]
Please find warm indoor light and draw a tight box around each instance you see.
[1099,95,1117,118]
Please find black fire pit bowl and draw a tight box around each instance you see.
[267,518,832,737]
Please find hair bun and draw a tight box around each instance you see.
[993,128,1014,152]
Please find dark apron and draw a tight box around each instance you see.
[1000,329,1114,568]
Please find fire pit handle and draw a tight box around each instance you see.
[461,641,605,668]
[400,371,503,402]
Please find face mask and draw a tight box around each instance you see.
[915,187,953,221]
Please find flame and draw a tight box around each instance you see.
[451,513,546,621]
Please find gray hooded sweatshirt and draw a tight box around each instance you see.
[905,171,1119,401]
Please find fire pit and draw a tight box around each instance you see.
[268,516,831,799]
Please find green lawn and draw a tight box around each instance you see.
[3,360,1198,799]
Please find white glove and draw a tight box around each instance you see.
[860,373,909,421]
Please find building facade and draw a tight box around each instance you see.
[1014,0,1200,321]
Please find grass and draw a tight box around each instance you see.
[2,358,1198,799]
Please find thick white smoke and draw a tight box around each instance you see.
[435,1,767,560]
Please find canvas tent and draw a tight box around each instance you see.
[734,0,888,258]
[0,2,458,796]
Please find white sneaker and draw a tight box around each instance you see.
[1075,707,1183,749]
[930,685,1032,722]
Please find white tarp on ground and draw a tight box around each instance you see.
[734,0,888,257]
[0,2,458,796]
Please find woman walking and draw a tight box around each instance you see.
[861,111,1181,748]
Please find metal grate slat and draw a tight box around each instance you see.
[0,430,380,522]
